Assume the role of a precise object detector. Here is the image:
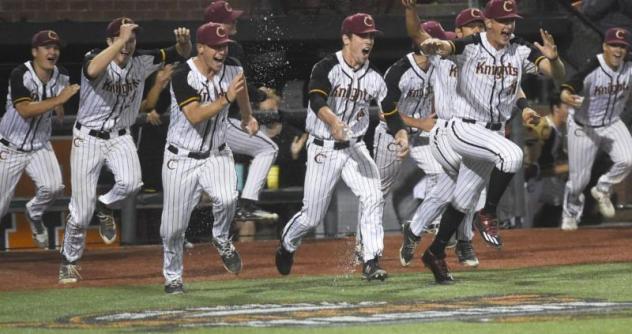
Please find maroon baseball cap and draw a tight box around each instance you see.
[31,30,64,48]
[341,13,382,36]
[204,1,243,24]
[484,0,522,20]
[106,17,140,38]
[604,27,630,47]
[420,21,448,40]
[455,8,485,28]
[196,22,233,47]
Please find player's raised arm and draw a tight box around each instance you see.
[402,0,431,46]
[532,29,565,83]
[85,22,138,79]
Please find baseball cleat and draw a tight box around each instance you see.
[275,244,294,275]
[26,212,49,249]
[455,240,479,267]
[58,261,81,284]
[399,221,421,267]
[212,238,242,274]
[96,201,117,245]
[164,279,185,294]
[234,202,279,222]
[362,258,387,281]
[475,210,502,248]
[422,249,454,285]
[561,215,578,231]
[591,187,615,218]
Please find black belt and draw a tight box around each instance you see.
[462,118,503,131]
[167,144,225,159]
[76,122,127,140]
[312,136,362,150]
[0,138,27,152]
[574,118,605,128]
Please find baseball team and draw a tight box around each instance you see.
[1,0,630,292]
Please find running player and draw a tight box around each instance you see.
[560,27,632,230]
[59,18,192,284]
[0,30,79,249]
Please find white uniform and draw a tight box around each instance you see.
[62,46,180,262]
[281,51,387,262]
[561,54,632,221]
[0,62,67,227]
[161,58,241,283]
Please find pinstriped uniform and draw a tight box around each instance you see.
[281,51,387,262]
[0,62,66,221]
[63,47,179,263]
[373,53,442,196]
[561,55,632,220]
[161,58,241,283]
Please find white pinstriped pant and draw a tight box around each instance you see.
[0,142,64,221]
[63,127,142,262]
[563,118,632,220]
[225,118,278,201]
[161,146,238,283]
[281,136,384,261]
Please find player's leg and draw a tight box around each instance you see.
[225,118,279,220]
[199,148,241,274]
[24,144,64,248]
[373,125,402,195]
[0,149,28,220]
[562,119,599,228]
[161,152,202,293]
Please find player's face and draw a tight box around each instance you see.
[222,22,237,36]
[198,43,229,73]
[343,33,375,67]
[108,32,137,66]
[485,18,515,48]
[603,43,628,69]
[31,44,60,71]
[456,21,485,38]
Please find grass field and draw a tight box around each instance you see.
[2,262,631,333]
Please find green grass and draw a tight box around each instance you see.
[2,262,632,333]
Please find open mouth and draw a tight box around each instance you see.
[361,46,371,56]
[46,56,57,62]
[213,56,225,62]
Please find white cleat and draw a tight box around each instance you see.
[591,187,615,218]
[561,216,578,231]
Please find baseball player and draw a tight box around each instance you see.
[161,22,258,294]
[204,0,279,222]
[415,0,565,284]
[0,30,79,249]
[560,27,632,231]
[59,18,192,284]
[275,13,409,281]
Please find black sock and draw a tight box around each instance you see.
[483,168,515,214]
[429,205,465,256]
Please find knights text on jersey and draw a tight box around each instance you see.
[76,46,182,132]
[166,57,242,152]
[428,55,458,120]
[0,61,69,151]
[306,51,387,139]
[561,54,632,127]
[449,32,543,123]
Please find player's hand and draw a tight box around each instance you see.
[119,23,139,43]
[146,110,162,125]
[401,0,417,10]
[394,129,410,160]
[571,0,582,11]
[58,84,80,103]
[331,121,350,141]
[560,89,583,108]
[174,27,192,57]
[241,115,259,136]
[534,29,559,61]
[419,112,437,132]
[522,107,541,125]
[156,64,174,89]
[420,38,450,56]
[227,72,245,103]
[291,133,309,160]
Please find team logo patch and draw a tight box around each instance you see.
[387,142,400,152]
[47,30,59,40]
[314,153,327,163]
[167,159,177,170]
[364,16,374,27]
[356,108,366,121]
[72,137,83,147]
[615,29,625,39]
[121,17,133,25]
[574,128,585,137]
[217,26,227,38]
[224,2,232,12]
[471,8,481,17]
[0,151,7,160]
[503,0,514,12]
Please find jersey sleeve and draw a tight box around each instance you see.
[379,60,408,115]
[307,56,336,98]
[137,46,186,79]
[449,34,481,55]
[561,56,600,94]
[512,37,545,74]
[81,49,101,81]
[9,65,32,106]
[171,65,200,109]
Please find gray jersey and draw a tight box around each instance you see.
[306,51,387,139]
[0,61,69,151]
[561,54,632,127]
[76,46,181,131]
[166,57,242,152]
[429,56,458,120]
[450,32,543,123]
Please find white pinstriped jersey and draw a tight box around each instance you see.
[166,57,242,152]
[0,61,69,151]
[449,32,543,123]
[76,46,179,131]
[306,51,387,139]
[428,55,458,120]
[561,54,632,127]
